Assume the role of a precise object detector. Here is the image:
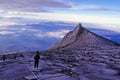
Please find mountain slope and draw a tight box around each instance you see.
[50,23,119,50]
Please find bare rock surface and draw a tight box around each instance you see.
[50,23,119,50]
[0,47,120,80]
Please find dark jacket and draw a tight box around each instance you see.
[34,54,40,61]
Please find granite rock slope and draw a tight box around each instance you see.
[50,23,119,50]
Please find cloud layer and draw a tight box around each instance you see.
[71,4,120,12]
[0,0,71,12]
[36,30,70,39]
[0,21,120,53]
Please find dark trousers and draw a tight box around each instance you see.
[34,60,39,68]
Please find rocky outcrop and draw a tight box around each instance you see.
[50,23,119,50]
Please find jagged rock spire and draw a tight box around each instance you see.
[74,23,83,30]
[72,23,84,36]
[49,23,119,50]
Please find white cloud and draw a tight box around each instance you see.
[98,24,120,33]
[0,4,120,25]
[70,4,120,12]
[83,23,120,33]
[35,34,46,38]
[54,22,76,26]
[35,30,70,38]
[0,31,15,35]
[47,30,70,38]
[0,22,17,26]
[0,0,71,13]
[23,12,120,24]
[71,5,100,10]
[0,1,120,25]
[68,2,75,7]
[1,9,120,27]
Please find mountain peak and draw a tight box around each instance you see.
[73,23,84,33]
[76,23,83,28]
[49,23,119,50]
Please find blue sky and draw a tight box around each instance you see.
[0,0,120,24]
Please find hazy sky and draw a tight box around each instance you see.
[0,0,120,25]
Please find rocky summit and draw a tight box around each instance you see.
[0,23,120,80]
[50,23,119,50]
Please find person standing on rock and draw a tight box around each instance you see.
[2,55,6,61]
[34,51,40,70]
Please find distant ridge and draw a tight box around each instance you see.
[50,23,120,50]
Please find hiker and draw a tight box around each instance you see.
[2,55,6,61]
[34,51,40,70]
[14,54,17,60]
[20,54,24,58]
